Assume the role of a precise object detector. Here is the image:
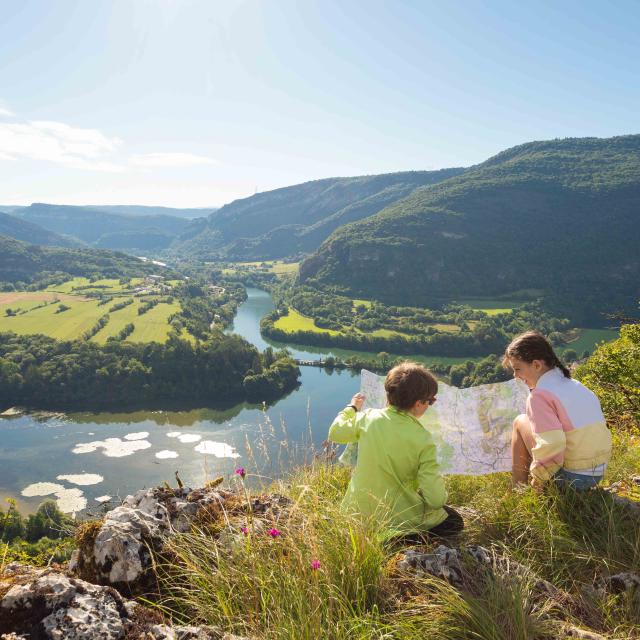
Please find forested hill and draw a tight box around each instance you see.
[0,235,162,285]
[300,135,640,324]
[0,212,83,249]
[11,203,190,252]
[170,168,465,260]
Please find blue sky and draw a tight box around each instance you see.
[0,0,638,207]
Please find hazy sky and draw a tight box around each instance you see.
[0,0,638,207]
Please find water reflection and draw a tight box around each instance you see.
[1,288,364,513]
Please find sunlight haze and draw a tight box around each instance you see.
[0,0,638,207]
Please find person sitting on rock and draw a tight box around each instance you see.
[505,331,612,490]
[328,361,463,539]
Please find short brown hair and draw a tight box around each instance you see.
[384,362,438,410]
[502,331,571,378]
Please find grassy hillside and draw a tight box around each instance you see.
[171,169,465,260]
[300,135,640,324]
[133,327,640,639]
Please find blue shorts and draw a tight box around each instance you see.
[553,468,603,491]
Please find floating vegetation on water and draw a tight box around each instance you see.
[124,431,150,441]
[56,473,104,486]
[54,487,87,513]
[72,437,152,457]
[155,450,179,459]
[21,482,65,497]
[177,433,201,443]
[194,440,240,458]
[21,482,87,513]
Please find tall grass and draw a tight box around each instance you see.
[151,427,640,639]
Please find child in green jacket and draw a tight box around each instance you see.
[328,362,463,538]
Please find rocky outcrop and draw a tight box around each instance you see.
[69,486,227,593]
[0,563,247,640]
[69,484,291,596]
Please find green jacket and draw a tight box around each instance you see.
[328,405,448,534]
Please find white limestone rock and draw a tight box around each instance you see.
[0,567,126,640]
[73,486,227,591]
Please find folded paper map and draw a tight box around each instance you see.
[340,369,529,475]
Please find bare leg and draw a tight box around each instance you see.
[511,414,534,486]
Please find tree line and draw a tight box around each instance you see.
[0,331,300,411]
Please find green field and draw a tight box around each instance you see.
[222,260,299,277]
[128,301,181,343]
[0,296,107,340]
[274,309,340,335]
[46,277,145,294]
[0,281,185,344]
[275,309,462,339]
[561,328,619,355]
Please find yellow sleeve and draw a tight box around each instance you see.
[328,407,360,444]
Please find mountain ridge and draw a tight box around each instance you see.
[299,135,640,324]
[170,168,466,260]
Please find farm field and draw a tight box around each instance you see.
[0,296,107,341]
[45,277,145,294]
[274,309,461,339]
[561,328,619,355]
[455,299,521,315]
[274,308,340,335]
[222,260,299,277]
[0,279,187,344]
[128,301,182,343]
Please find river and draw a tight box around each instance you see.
[0,288,361,514]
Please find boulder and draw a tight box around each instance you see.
[0,563,126,639]
[70,486,228,593]
[0,563,248,640]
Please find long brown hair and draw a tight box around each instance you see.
[502,331,571,378]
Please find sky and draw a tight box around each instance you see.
[0,0,639,208]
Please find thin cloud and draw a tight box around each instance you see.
[0,117,124,172]
[0,106,14,118]
[129,152,216,168]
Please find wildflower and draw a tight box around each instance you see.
[268,527,281,538]
[240,526,249,536]
[235,467,246,479]
[311,559,321,570]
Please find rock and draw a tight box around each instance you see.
[147,625,249,639]
[611,494,640,515]
[0,564,248,640]
[398,545,465,587]
[0,564,126,639]
[397,544,559,597]
[71,486,228,593]
[563,626,608,640]
[595,571,640,594]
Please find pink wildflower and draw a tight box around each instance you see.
[268,527,281,538]
[311,559,321,570]
[240,526,249,536]
[235,467,246,479]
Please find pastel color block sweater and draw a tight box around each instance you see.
[527,368,612,484]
